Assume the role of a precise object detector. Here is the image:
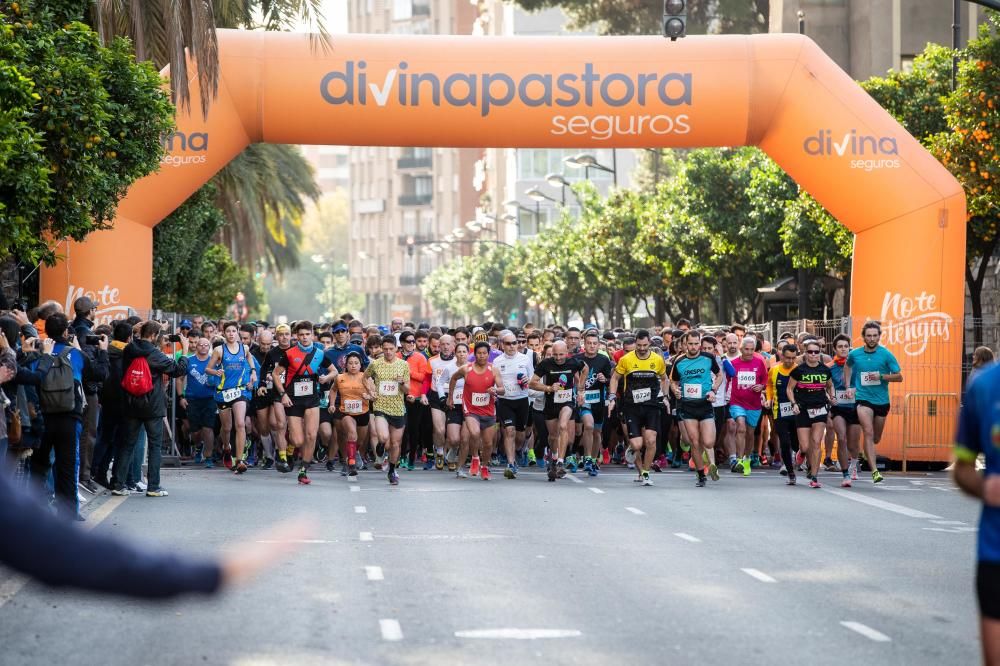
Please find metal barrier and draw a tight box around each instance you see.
[901,392,960,472]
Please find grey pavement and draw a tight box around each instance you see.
[0,464,983,666]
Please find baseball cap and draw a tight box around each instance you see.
[275,324,291,334]
[179,319,193,330]
[472,331,489,343]
[73,296,96,315]
[332,322,348,333]
[349,333,364,345]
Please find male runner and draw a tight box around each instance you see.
[765,343,800,485]
[830,333,862,487]
[669,331,722,488]
[844,321,901,484]
[494,330,534,479]
[428,335,461,471]
[250,329,277,469]
[609,329,668,486]
[729,336,768,478]
[365,337,410,486]
[577,330,613,477]
[529,341,588,482]
[205,322,256,474]
[177,337,219,469]
[267,324,294,472]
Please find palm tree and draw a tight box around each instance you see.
[88,1,328,276]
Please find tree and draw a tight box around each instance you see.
[153,183,225,307]
[511,0,768,36]
[0,0,174,267]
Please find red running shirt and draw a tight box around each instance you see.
[462,363,496,417]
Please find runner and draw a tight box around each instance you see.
[702,336,735,473]
[448,341,505,481]
[272,321,337,485]
[577,330,612,477]
[787,340,836,488]
[400,331,431,471]
[428,335,461,471]
[609,329,668,486]
[316,330,337,470]
[830,333,862,487]
[494,330,534,479]
[322,321,369,474]
[669,331,722,488]
[205,322,256,474]
[529,341,588,482]
[766,343,800,485]
[729,336,768,478]
[267,324,294,472]
[177,337,219,469]
[330,351,372,477]
[364,337,410,486]
[250,329,277,470]
[844,321,902,484]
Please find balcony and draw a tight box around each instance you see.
[397,155,433,170]
[399,275,424,287]
[398,193,433,206]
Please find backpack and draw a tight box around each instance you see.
[122,355,154,397]
[40,347,77,414]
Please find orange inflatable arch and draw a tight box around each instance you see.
[41,31,965,461]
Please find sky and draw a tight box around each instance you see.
[295,0,348,33]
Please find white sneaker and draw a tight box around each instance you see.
[134,480,147,492]
[77,492,88,504]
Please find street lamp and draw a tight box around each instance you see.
[564,152,618,186]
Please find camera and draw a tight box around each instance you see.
[13,299,28,312]
[85,335,101,345]
[167,334,182,343]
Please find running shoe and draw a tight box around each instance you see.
[388,470,400,486]
[566,456,577,473]
[760,454,769,467]
[134,480,147,492]
[778,463,787,476]
[193,448,203,464]
[527,449,538,466]
[795,451,805,469]
[872,470,884,484]
[681,450,691,464]
[750,453,761,468]
[341,463,349,476]
[688,458,696,471]
[732,459,743,474]
[671,455,683,469]
[822,457,834,471]
[556,461,567,478]
[205,458,215,469]
[374,459,383,471]
[375,442,386,459]
[481,466,491,481]
[588,461,599,477]
[624,448,636,467]
[601,448,611,465]
[695,476,707,488]
[348,464,358,477]
[786,475,797,486]
[841,477,852,488]
[809,478,821,489]
[423,457,436,471]
[490,455,501,468]
[742,457,751,477]
[651,459,663,473]
[111,486,130,496]
[448,462,458,472]
[275,458,291,473]
[504,463,517,479]
[326,460,335,473]
[246,447,257,467]
[583,459,594,475]
[456,468,468,479]
[298,470,311,485]
[469,456,481,477]
[235,460,248,474]
[547,461,557,482]
[641,471,653,487]
[146,489,169,497]
[262,457,273,470]
[850,459,859,480]
[709,463,719,481]
[222,447,234,470]
[435,452,445,470]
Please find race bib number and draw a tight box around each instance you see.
[265,376,273,390]
[683,384,702,399]
[293,379,314,398]
[553,389,573,404]
[779,402,794,418]
[379,381,399,396]
[220,387,242,402]
[344,399,363,414]
[835,390,854,405]
[631,387,652,403]
[860,371,881,387]
[737,371,756,388]
[584,390,601,404]
[471,392,490,407]
[452,387,463,402]
[807,406,828,419]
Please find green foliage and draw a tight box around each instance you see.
[153,184,226,309]
[511,0,767,35]
[861,43,952,143]
[0,0,174,266]
[423,244,524,322]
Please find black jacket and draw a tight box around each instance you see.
[71,316,102,395]
[100,343,127,420]
[122,339,188,419]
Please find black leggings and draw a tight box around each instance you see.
[774,417,798,474]
[402,400,427,463]
[531,408,548,459]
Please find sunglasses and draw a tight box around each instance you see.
[806,350,821,354]
[401,339,415,344]
[502,340,516,346]
[517,339,527,343]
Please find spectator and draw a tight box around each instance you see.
[92,320,133,488]
[970,346,996,383]
[71,296,103,494]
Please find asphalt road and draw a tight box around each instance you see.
[0,463,983,666]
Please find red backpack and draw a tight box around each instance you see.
[121,356,154,397]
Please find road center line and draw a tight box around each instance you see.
[566,474,583,484]
[350,485,361,492]
[840,621,891,642]
[360,532,374,541]
[673,532,701,543]
[741,568,777,583]
[380,619,403,641]
[365,566,384,581]
[455,629,582,639]
[822,488,942,519]
[588,487,605,494]
[625,507,646,515]
[354,505,367,514]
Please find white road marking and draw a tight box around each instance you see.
[0,495,126,609]
[373,534,505,541]
[256,539,332,544]
[588,487,605,494]
[354,505,367,514]
[741,568,777,583]
[625,507,646,515]
[454,629,582,640]
[931,486,954,492]
[380,619,403,641]
[673,532,701,543]
[822,488,942,519]
[360,532,374,542]
[350,485,360,492]
[923,526,978,533]
[566,474,583,484]
[365,566,384,581]
[840,621,891,642]
[931,520,967,525]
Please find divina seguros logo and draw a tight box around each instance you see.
[160,131,209,167]
[803,129,900,171]
[319,61,693,141]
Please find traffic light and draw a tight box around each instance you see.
[663,0,686,41]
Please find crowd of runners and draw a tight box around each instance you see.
[0,299,905,515]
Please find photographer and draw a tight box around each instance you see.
[29,313,109,520]
[71,296,104,494]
